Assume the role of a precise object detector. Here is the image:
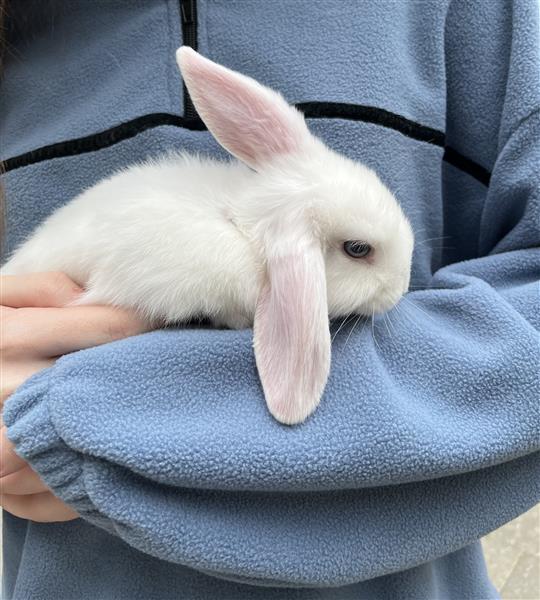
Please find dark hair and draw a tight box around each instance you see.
[0,0,7,254]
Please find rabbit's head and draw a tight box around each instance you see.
[177,47,414,425]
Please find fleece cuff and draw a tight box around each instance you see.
[3,368,106,527]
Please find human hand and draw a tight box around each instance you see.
[0,272,149,522]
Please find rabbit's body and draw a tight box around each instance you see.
[2,155,262,328]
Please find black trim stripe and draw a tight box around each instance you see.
[297,103,491,186]
[297,102,446,146]
[442,146,491,186]
[2,103,491,186]
[4,113,205,172]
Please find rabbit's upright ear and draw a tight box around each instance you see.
[253,231,331,425]
[176,47,311,169]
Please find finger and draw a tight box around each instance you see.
[4,305,151,358]
[0,491,79,522]
[0,427,49,494]
[0,272,82,308]
[1,426,32,477]
[0,358,54,404]
[1,464,50,495]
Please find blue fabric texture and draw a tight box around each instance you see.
[2,0,539,598]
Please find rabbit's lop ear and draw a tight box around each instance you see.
[253,235,331,425]
[176,47,311,169]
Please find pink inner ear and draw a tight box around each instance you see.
[177,47,310,169]
[253,247,331,425]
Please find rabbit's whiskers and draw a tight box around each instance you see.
[343,313,366,350]
[401,296,436,323]
[332,312,354,343]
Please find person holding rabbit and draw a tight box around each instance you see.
[1,1,538,599]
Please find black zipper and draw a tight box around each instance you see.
[180,0,198,120]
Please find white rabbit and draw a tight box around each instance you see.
[2,47,414,425]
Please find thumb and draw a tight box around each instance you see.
[1,272,83,308]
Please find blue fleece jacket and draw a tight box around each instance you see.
[1,1,539,599]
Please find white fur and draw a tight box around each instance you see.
[2,48,414,424]
[2,155,263,328]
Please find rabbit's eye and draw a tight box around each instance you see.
[343,240,372,259]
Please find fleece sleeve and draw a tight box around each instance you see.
[4,1,540,589]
